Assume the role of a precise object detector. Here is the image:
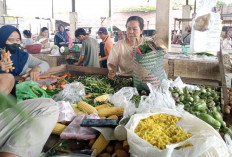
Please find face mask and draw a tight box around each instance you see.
[5,43,20,54]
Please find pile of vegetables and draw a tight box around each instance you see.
[169,86,232,138]
[137,38,167,54]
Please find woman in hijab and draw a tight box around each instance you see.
[54,24,73,48]
[0,25,49,81]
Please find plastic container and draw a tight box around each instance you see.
[26,44,42,54]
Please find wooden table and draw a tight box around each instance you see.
[31,51,80,67]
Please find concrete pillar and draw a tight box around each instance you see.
[69,12,78,40]
[182,5,191,34]
[156,0,172,51]
[107,17,112,36]
[0,1,4,25]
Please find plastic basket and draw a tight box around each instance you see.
[26,44,42,54]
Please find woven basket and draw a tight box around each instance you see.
[26,44,42,54]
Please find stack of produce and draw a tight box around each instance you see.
[169,86,232,138]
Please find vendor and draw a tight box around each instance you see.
[74,28,100,68]
[222,28,232,49]
[22,30,33,50]
[98,27,113,68]
[0,25,50,81]
[107,16,147,79]
[54,24,72,48]
[35,27,50,49]
[0,73,59,157]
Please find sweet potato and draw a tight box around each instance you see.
[113,149,129,157]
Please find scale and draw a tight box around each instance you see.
[72,41,80,53]
[59,42,69,54]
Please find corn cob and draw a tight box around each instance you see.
[98,107,124,117]
[77,101,98,114]
[92,134,110,155]
[95,103,111,110]
[94,94,109,104]
[107,115,118,121]
[73,107,84,115]
[52,123,66,135]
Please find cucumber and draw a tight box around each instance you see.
[197,113,221,129]
[194,101,207,112]
[212,111,223,123]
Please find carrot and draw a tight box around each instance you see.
[38,75,52,79]
[85,94,92,98]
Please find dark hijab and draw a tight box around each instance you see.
[0,25,29,76]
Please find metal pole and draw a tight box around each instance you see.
[186,0,188,5]
[109,0,111,17]
[72,0,75,12]
[52,0,54,18]
[3,0,7,15]
[194,0,196,14]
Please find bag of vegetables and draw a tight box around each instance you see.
[133,39,167,91]
[125,108,230,157]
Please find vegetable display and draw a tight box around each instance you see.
[169,86,232,138]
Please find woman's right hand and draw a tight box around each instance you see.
[0,60,13,72]
[108,69,116,80]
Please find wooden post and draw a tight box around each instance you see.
[218,50,229,114]
[72,0,75,12]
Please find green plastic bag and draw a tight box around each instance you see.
[16,81,51,102]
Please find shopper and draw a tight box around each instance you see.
[181,26,191,45]
[0,73,59,157]
[74,28,100,68]
[98,27,113,68]
[0,25,49,81]
[107,16,147,79]
[22,30,33,50]
[35,27,50,48]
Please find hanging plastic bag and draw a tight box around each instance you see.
[16,81,51,102]
[55,101,76,122]
[125,108,230,157]
[109,87,138,117]
[60,114,99,140]
[190,0,221,53]
[52,81,85,104]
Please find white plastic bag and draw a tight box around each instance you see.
[109,87,138,117]
[136,80,176,113]
[52,81,85,104]
[125,108,230,157]
[51,48,60,56]
[190,0,221,53]
[170,77,200,92]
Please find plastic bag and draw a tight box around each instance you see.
[52,81,85,104]
[125,108,230,157]
[16,81,51,102]
[109,87,138,117]
[55,101,76,122]
[170,77,200,92]
[224,134,232,156]
[51,48,60,56]
[136,80,176,113]
[60,114,99,140]
[190,0,220,53]
[194,13,214,32]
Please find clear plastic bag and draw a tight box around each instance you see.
[52,81,85,104]
[170,77,200,92]
[126,108,230,157]
[60,114,99,140]
[136,80,176,113]
[55,101,76,122]
[109,87,138,117]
